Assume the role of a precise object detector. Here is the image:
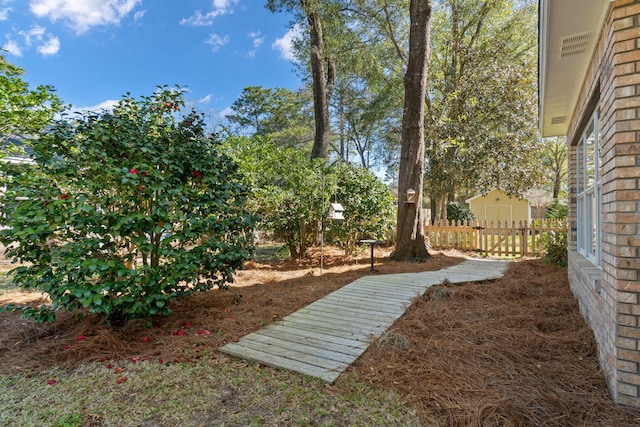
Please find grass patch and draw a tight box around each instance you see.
[0,356,422,426]
[0,271,17,297]
[254,244,290,262]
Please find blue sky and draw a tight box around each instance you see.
[1,0,302,119]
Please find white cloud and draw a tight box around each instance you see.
[29,0,141,34]
[249,31,264,48]
[0,0,12,20]
[13,25,60,57]
[71,99,119,114]
[198,94,213,104]
[180,0,238,26]
[133,9,145,22]
[204,33,229,52]
[37,35,60,55]
[273,24,302,62]
[0,8,10,21]
[20,25,46,47]
[2,40,21,56]
[245,31,265,58]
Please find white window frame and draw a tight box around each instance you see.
[576,107,601,266]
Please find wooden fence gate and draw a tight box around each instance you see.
[424,219,567,258]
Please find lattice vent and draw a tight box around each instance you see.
[559,32,593,58]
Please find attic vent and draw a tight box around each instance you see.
[559,32,593,58]
[551,116,567,125]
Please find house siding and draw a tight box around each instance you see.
[467,190,530,223]
[566,0,640,407]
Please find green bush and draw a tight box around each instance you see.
[221,135,395,258]
[542,230,568,266]
[0,87,255,324]
[546,198,568,220]
[447,202,475,224]
[326,163,395,256]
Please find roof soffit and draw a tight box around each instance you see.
[539,0,611,137]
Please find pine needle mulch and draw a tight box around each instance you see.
[348,258,640,426]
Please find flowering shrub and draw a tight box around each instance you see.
[0,87,254,324]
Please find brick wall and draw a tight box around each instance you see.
[566,0,640,407]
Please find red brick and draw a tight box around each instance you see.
[614,4,640,21]
[617,314,639,327]
[618,393,640,405]
[612,167,640,178]
[617,359,639,373]
[615,39,637,54]
[613,190,640,202]
[614,155,639,166]
[616,258,640,269]
[615,246,639,257]
[616,72,640,86]
[617,108,638,120]
[614,16,635,31]
[619,278,640,290]
[619,371,640,386]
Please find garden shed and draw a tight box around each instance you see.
[464,189,531,223]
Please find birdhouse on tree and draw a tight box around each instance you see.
[329,203,345,220]
[406,188,417,204]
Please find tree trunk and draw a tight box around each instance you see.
[392,0,433,262]
[553,169,561,199]
[307,8,335,159]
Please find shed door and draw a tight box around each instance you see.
[485,205,512,223]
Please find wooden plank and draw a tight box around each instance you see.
[331,286,417,300]
[297,304,396,323]
[372,272,449,283]
[285,308,391,330]
[302,301,396,321]
[331,284,420,300]
[318,292,411,310]
[239,333,357,365]
[353,276,435,289]
[282,312,388,335]
[254,328,365,356]
[351,276,430,289]
[275,318,374,341]
[219,343,342,383]
[319,295,409,313]
[312,298,406,317]
[230,337,349,371]
[261,324,369,349]
[284,312,392,334]
[308,296,400,313]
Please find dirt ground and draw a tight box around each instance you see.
[1,246,640,425]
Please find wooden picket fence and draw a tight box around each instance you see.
[424,219,567,258]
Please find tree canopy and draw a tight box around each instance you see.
[263,1,543,218]
[0,54,64,149]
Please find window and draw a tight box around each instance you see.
[576,107,601,265]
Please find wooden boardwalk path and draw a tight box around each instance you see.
[219,258,511,383]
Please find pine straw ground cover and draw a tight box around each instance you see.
[0,247,639,426]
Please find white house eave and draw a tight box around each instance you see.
[539,0,612,137]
